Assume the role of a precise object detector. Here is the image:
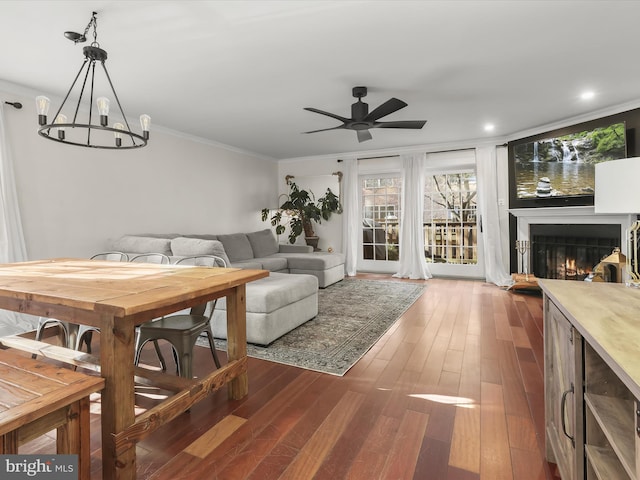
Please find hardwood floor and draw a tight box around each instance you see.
[22,275,563,479]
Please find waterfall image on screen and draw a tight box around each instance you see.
[513,121,626,199]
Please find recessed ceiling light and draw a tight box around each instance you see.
[581,91,595,100]
[484,123,495,132]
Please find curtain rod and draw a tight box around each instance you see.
[3,101,22,109]
[351,147,478,161]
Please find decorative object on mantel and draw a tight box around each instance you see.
[35,11,150,149]
[261,179,341,248]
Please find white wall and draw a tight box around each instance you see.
[277,155,344,253]
[1,86,279,260]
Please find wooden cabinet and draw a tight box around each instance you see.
[540,280,640,480]
[544,295,584,480]
[583,341,636,479]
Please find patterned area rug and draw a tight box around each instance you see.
[201,278,426,376]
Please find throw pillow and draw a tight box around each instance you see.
[111,235,172,255]
[246,229,279,258]
[216,233,254,262]
[170,237,231,267]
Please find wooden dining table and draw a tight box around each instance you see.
[0,258,268,479]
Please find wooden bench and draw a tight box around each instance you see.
[0,348,104,479]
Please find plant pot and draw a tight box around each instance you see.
[305,236,320,251]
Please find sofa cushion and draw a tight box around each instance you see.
[276,252,345,270]
[246,229,279,258]
[111,235,172,256]
[216,233,254,262]
[181,234,218,241]
[254,256,289,272]
[230,260,264,270]
[216,272,318,313]
[170,237,231,266]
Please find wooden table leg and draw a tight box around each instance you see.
[0,430,18,453]
[226,284,248,400]
[57,398,90,480]
[100,315,136,480]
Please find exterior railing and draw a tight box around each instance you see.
[363,220,478,264]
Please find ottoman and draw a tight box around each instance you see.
[212,272,318,345]
[277,252,345,288]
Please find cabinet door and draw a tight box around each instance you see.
[544,295,584,480]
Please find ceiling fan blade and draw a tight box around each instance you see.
[304,107,351,124]
[364,98,407,122]
[357,129,373,142]
[303,126,345,134]
[375,120,427,129]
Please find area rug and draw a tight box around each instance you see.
[200,278,425,376]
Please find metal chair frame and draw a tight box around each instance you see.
[134,255,226,378]
[34,252,129,356]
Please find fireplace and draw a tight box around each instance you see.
[509,206,634,281]
[530,224,620,280]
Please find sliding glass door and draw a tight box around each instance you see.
[359,174,402,272]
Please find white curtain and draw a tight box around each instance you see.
[341,157,359,276]
[0,103,34,335]
[393,153,432,279]
[476,145,512,286]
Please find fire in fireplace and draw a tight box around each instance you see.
[530,224,620,280]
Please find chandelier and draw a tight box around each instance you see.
[36,12,150,149]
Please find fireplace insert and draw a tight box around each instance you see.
[530,224,620,280]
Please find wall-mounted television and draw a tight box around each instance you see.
[508,118,627,208]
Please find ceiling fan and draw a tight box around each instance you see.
[303,86,427,143]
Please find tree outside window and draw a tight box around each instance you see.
[424,172,478,264]
[361,177,402,261]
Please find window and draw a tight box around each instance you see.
[424,172,478,264]
[361,176,402,261]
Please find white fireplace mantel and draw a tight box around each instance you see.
[509,206,635,272]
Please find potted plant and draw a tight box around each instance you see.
[261,181,341,248]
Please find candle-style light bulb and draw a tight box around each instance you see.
[113,122,124,147]
[55,114,67,140]
[139,114,151,140]
[36,96,50,126]
[96,97,110,127]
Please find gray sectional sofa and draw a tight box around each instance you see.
[108,230,345,345]
[110,229,345,288]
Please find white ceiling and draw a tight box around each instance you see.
[2,0,640,160]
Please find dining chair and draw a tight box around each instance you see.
[74,252,132,352]
[134,255,225,378]
[32,251,130,356]
[90,251,129,262]
[129,253,171,264]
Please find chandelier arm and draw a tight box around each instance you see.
[86,61,99,146]
[100,62,140,146]
[71,59,92,125]
[47,57,91,135]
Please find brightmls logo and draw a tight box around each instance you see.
[0,455,77,479]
